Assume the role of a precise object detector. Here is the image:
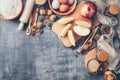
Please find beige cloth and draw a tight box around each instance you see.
[92,0,120,71]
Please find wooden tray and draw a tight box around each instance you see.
[52,1,99,47]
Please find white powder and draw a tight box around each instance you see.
[0,0,21,18]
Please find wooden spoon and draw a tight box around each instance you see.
[76,26,99,54]
[87,26,99,46]
[31,8,39,34]
[76,31,93,54]
[26,14,33,36]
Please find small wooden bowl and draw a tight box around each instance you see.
[0,0,23,20]
[48,0,77,16]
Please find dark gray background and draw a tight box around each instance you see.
[0,0,103,80]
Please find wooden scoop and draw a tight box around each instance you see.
[26,14,33,35]
[87,26,99,46]
[31,8,39,34]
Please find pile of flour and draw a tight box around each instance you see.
[0,0,21,18]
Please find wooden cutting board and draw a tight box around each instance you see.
[52,1,99,47]
[52,2,85,47]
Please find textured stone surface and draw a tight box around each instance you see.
[0,0,104,80]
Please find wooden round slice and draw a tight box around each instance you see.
[84,48,97,68]
[104,71,116,80]
[87,59,100,73]
[97,50,108,62]
[35,0,46,5]
[109,4,120,15]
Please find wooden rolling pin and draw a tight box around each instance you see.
[18,0,35,31]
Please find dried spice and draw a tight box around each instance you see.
[39,16,45,22]
[100,26,110,34]
[45,16,49,19]
[47,9,53,16]
[39,9,46,15]
[25,5,57,36]
[37,21,43,28]
[94,34,100,41]
[31,31,36,36]
[49,15,56,21]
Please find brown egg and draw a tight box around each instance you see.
[58,0,68,4]
[59,4,69,13]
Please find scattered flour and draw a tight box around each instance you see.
[0,0,21,18]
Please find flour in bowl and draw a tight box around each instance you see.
[0,0,22,19]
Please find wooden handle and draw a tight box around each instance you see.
[89,27,99,43]
[34,8,39,24]
[18,22,25,31]
[76,47,83,54]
